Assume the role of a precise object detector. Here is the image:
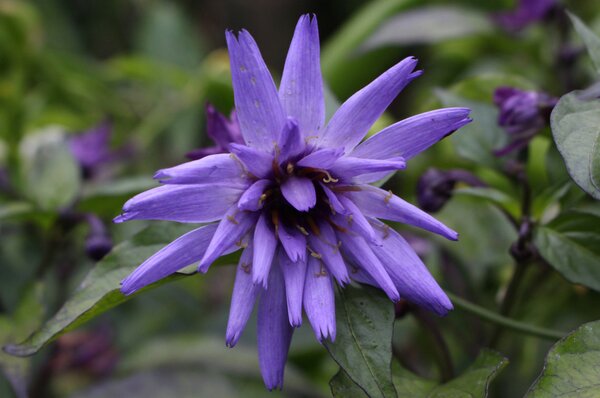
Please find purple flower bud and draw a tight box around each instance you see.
[493,87,557,156]
[417,168,485,212]
[493,0,557,32]
[186,103,244,160]
[85,214,112,261]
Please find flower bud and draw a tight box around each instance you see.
[85,214,112,261]
[186,103,244,160]
[417,168,484,212]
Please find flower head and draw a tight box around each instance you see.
[493,87,557,156]
[186,103,244,160]
[493,0,556,32]
[115,15,471,390]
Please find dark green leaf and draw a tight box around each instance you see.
[361,5,492,50]
[436,90,507,169]
[550,91,600,199]
[534,211,600,291]
[454,186,520,218]
[526,320,600,397]
[3,223,238,357]
[568,12,600,75]
[330,369,369,397]
[324,285,397,398]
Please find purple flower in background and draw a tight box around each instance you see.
[69,121,115,178]
[493,87,557,156]
[417,168,485,212]
[493,0,556,32]
[115,15,471,390]
[186,104,244,160]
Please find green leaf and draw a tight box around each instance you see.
[3,223,239,357]
[550,91,600,199]
[526,320,600,397]
[0,284,45,398]
[568,12,600,75]
[324,285,397,398]
[436,90,507,169]
[331,350,507,398]
[534,210,600,291]
[454,186,520,218]
[18,127,81,210]
[361,5,492,50]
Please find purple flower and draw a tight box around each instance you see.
[186,104,244,160]
[493,0,556,32]
[417,168,485,212]
[493,87,557,156]
[114,15,471,390]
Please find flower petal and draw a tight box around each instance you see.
[154,153,245,185]
[226,30,285,150]
[121,223,219,295]
[370,219,453,315]
[198,206,258,272]
[348,185,459,240]
[114,184,246,224]
[279,14,324,136]
[280,176,316,211]
[296,147,344,170]
[351,108,472,160]
[303,256,336,341]
[205,103,243,148]
[278,222,306,263]
[253,212,278,288]
[335,196,380,245]
[338,231,400,302]
[238,179,272,211]
[319,183,348,215]
[307,220,350,285]
[329,156,405,181]
[318,57,420,152]
[229,143,274,178]
[226,243,259,347]
[279,249,307,327]
[278,117,304,163]
[257,264,293,390]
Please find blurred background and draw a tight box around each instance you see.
[1,0,600,397]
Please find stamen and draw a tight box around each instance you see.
[384,190,393,204]
[307,245,322,259]
[304,135,319,144]
[286,162,294,175]
[235,239,248,248]
[316,263,328,277]
[307,217,320,236]
[229,153,250,178]
[322,170,339,183]
[241,262,251,274]
[296,225,309,236]
[271,209,280,236]
[382,224,390,239]
[258,193,267,207]
[346,214,354,225]
[328,218,347,233]
[227,214,239,225]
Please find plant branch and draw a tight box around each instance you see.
[447,292,564,341]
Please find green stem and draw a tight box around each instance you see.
[321,0,419,81]
[447,292,565,341]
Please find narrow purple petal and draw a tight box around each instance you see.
[319,183,348,215]
[336,196,380,245]
[338,231,400,302]
[121,224,218,295]
[238,179,272,211]
[278,117,304,163]
[278,223,306,263]
[329,156,405,181]
[257,264,293,390]
[226,30,285,150]
[307,221,350,285]
[279,249,307,327]
[279,14,324,136]
[296,148,344,170]
[226,243,259,347]
[229,143,274,178]
[198,206,258,272]
[114,183,245,224]
[351,108,472,161]
[347,185,459,241]
[318,57,419,152]
[303,256,336,341]
[252,212,278,287]
[205,103,243,149]
[280,176,316,211]
[154,153,245,185]
[370,218,453,315]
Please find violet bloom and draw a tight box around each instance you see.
[493,87,557,156]
[417,168,485,213]
[187,104,244,160]
[69,121,115,178]
[115,15,471,390]
[493,0,556,32]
